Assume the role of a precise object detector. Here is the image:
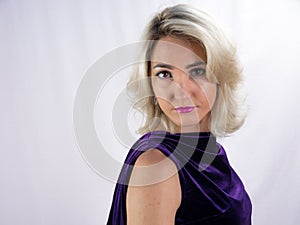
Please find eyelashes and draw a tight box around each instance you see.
[155,70,172,79]
[155,68,206,80]
[189,68,206,77]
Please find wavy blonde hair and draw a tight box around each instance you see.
[126,4,247,137]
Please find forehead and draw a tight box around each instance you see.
[151,36,207,69]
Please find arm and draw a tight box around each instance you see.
[126,149,181,225]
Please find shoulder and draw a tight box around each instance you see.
[126,148,181,225]
[129,148,179,186]
[135,148,169,166]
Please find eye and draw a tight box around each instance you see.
[155,70,173,79]
[189,68,206,78]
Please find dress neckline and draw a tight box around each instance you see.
[149,130,212,137]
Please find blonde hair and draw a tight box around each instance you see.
[126,4,247,137]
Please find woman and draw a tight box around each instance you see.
[107,4,252,225]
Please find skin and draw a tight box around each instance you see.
[151,36,217,133]
[126,36,217,224]
[126,149,181,225]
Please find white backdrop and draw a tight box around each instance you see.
[1,0,300,224]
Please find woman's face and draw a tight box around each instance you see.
[150,36,217,133]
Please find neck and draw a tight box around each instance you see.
[174,114,211,133]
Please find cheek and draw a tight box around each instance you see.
[202,83,217,109]
[194,81,217,109]
[157,99,173,112]
[152,77,173,101]
[152,77,217,110]
[152,84,175,111]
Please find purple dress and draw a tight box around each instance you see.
[106,131,252,224]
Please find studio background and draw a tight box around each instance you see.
[1,0,299,224]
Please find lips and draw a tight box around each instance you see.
[175,106,196,113]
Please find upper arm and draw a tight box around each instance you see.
[126,149,181,225]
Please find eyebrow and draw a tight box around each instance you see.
[186,61,205,69]
[153,61,205,70]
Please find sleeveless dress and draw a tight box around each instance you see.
[106,131,252,224]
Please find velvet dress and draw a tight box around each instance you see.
[106,130,252,224]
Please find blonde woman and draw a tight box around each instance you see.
[107,4,252,225]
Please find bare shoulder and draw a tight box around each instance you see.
[126,149,182,225]
[135,148,172,166]
[129,148,180,185]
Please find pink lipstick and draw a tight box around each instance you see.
[175,106,196,113]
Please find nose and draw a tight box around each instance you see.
[173,72,192,100]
